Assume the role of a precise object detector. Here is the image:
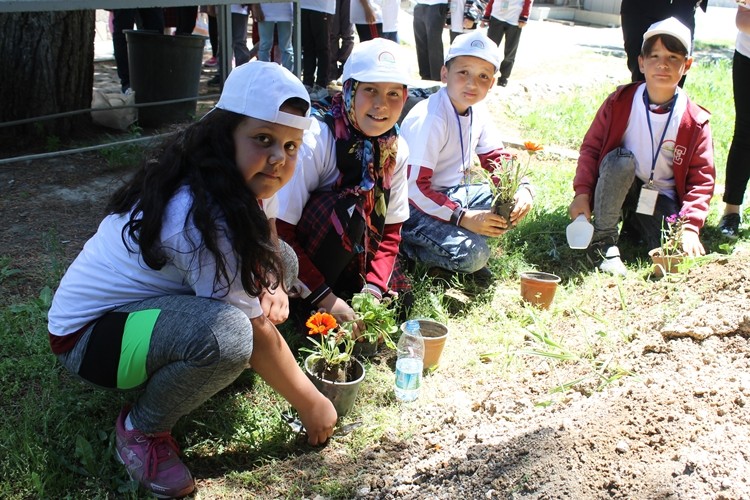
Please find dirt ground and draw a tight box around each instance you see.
[2,13,750,500]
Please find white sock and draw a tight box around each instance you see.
[124,413,135,431]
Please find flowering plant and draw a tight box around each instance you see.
[483,141,542,218]
[300,312,355,380]
[659,211,687,256]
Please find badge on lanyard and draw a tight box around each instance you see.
[636,182,659,215]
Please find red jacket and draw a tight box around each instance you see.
[574,82,715,234]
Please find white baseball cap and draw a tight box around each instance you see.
[445,30,501,72]
[642,17,692,55]
[342,38,413,86]
[215,61,312,130]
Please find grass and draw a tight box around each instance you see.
[0,44,744,498]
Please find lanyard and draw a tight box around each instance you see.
[642,88,677,184]
[454,107,473,184]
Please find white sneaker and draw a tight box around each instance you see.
[598,245,627,277]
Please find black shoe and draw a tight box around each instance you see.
[497,77,508,87]
[719,213,741,239]
[207,75,222,87]
[465,266,495,287]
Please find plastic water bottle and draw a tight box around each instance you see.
[394,320,425,402]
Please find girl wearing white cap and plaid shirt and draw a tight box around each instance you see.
[276,38,413,333]
[47,62,338,498]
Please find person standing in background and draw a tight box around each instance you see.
[620,0,707,84]
[382,0,400,42]
[352,0,384,41]
[719,4,750,238]
[482,0,532,87]
[448,0,487,43]
[111,8,165,94]
[328,0,355,84]
[253,2,295,72]
[413,0,449,81]
[207,4,252,87]
[301,0,336,100]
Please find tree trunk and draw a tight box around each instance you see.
[0,11,95,147]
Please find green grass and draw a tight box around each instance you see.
[0,49,742,498]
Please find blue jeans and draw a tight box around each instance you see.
[400,183,493,273]
[257,21,294,72]
[593,148,678,250]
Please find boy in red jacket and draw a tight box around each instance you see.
[568,17,715,276]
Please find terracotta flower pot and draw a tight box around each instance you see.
[519,271,561,309]
[648,248,685,277]
[400,319,449,371]
[304,355,365,417]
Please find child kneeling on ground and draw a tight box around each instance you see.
[47,62,338,498]
[276,38,412,328]
[399,30,534,282]
[568,17,715,276]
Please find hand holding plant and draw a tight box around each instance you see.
[482,141,541,223]
[659,211,687,257]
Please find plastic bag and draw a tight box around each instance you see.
[91,89,137,131]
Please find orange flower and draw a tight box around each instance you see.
[524,141,543,153]
[306,312,338,336]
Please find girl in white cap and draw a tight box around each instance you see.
[276,38,412,330]
[47,61,338,498]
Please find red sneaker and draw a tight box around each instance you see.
[203,56,217,67]
[114,407,195,498]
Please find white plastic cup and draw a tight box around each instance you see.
[566,214,594,249]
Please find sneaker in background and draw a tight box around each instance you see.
[114,407,195,499]
[719,213,741,239]
[203,56,217,68]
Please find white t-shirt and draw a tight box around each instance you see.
[381,0,399,32]
[48,186,264,336]
[489,0,525,25]
[232,4,249,15]
[623,83,687,200]
[276,118,410,226]
[259,2,294,22]
[400,86,503,219]
[300,0,337,14]
[737,5,750,58]
[350,0,383,24]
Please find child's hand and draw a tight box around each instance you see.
[260,286,289,325]
[297,392,338,445]
[511,187,533,225]
[318,294,364,338]
[568,194,592,221]
[681,229,705,257]
[461,209,509,237]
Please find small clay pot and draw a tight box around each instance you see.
[400,319,449,371]
[304,356,365,417]
[353,338,378,358]
[648,248,685,277]
[519,271,561,309]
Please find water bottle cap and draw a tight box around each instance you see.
[405,320,419,332]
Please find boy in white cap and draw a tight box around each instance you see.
[276,38,413,325]
[568,17,715,276]
[399,30,534,282]
[48,61,338,498]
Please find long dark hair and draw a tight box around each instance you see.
[107,108,280,297]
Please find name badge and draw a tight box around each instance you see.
[636,184,658,215]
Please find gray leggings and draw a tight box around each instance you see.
[57,295,254,433]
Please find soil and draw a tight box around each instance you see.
[2,16,749,500]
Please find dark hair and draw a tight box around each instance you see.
[106,107,289,298]
[642,34,689,57]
